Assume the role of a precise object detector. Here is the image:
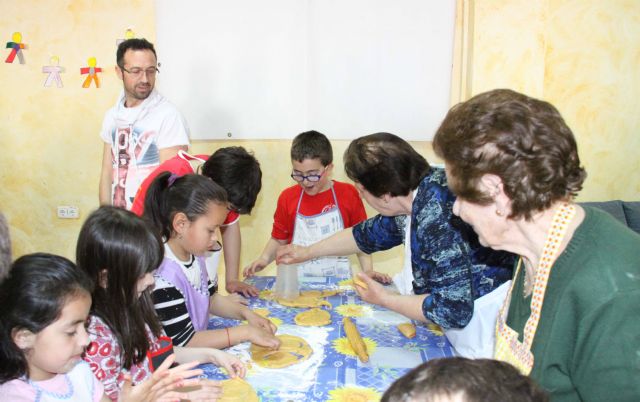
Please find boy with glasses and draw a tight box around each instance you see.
[245,131,390,282]
[99,38,190,209]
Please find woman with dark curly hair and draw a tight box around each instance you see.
[433,88,640,401]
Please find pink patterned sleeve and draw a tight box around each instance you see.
[84,316,124,401]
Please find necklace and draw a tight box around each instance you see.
[28,374,74,399]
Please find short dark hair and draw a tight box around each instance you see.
[291,131,333,166]
[344,132,430,197]
[76,206,164,370]
[0,213,10,280]
[143,172,228,240]
[382,357,549,402]
[0,253,93,384]
[201,147,262,215]
[433,89,586,220]
[117,38,157,68]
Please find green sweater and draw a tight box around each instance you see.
[507,206,640,401]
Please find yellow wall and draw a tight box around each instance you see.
[1,1,638,278]
[468,0,640,200]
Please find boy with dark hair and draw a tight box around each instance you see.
[245,131,389,282]
[131,147,262,297]
[382,357,549,402]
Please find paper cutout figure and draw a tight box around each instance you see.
[116,28,135,45]
[80,57,102,88]
[5,32,26,64]
[42,56,64,88]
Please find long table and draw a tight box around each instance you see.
[202,276,454,401]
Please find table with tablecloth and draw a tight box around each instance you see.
[201,275,454,401]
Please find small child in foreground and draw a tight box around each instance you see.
[78,206,245,400]
[0,253,203,402]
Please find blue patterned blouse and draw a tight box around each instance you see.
[352,167,515,329]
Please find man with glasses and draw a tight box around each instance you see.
[245,131,390,283]
[99,38,189,209]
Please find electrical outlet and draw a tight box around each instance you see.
[57,206,79,219]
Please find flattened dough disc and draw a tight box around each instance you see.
[295,308,331,326]
[250,334,313,368]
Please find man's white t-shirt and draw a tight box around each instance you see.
[100,89,190,208]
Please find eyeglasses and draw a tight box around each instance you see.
[121,66,160,78]
[290,167,327,183]
[209,240,222,253]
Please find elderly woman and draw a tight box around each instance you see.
[277,132,515,357]
[432,89,640,401]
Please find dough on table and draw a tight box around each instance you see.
[260,289,336,308]
[397,323,416,339]
[295,308,331,326]
[219,378,259,402]
[250,334,313,369]
[252,308,270,317]
[276,294,332,308]
[301,289,340,298]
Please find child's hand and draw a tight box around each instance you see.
[365,270,393,284]
[118,354,203,402]
[226,292,249,306]
[226,280,259,297]
[248,325,281,349]
[245,310,278,334]
[173,379,223,402]
[243,258,269,278]
[275,244,310,265]
[207,349,247,378]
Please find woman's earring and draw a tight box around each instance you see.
[495,209,504,216]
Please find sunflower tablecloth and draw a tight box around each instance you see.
[202,275,454,401]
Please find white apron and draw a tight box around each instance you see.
[291,185,351,277]
[392,214,415,295]
[445,280,511,358]
[392,189,510,357]
[392,190,417,295]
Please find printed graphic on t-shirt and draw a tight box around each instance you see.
[321,203,336,213]
[111,126,159,208]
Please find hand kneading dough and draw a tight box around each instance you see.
[250,334,313,368]
[219,378,259,402]
[295,308,331,326]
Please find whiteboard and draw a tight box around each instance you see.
[155,0,455,140]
